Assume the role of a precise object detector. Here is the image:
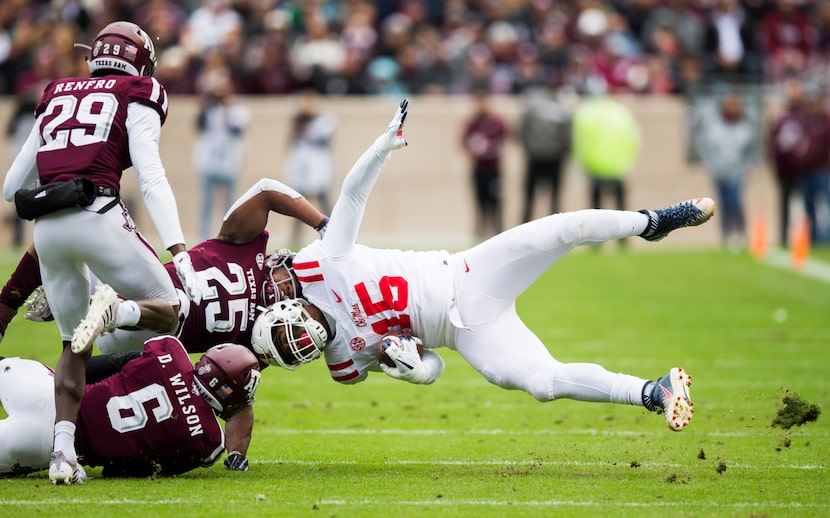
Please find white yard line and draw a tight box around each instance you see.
[764,248,830,284]
[256,427,830,437]
[258,458,827,470]
[1,499,825,509]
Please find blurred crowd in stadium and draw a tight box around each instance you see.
[2,0,830,99]
[2,0,830,250]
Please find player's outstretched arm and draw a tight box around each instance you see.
[324,99,410,257]
[217,179,328,245]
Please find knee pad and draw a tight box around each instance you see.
[482,366,556,403]
[527,373,556,402]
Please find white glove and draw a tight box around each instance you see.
[373,99,409,156]
[379,334,440,385]
[172,251,203,305]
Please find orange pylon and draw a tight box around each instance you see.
[749,214,769,260]
[791,217,810,271]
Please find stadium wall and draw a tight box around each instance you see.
[0,95,779,251]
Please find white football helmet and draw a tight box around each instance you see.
[251,299,328,370]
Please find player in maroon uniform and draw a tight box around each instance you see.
[0,178,327,471]
[0,337,260,481]
[1,21,202,484]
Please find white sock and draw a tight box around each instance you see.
[115,300,141,327]
[54,420,77,462]
[550,363,647,406]
[609,373,651,406]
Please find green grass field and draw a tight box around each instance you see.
[0,246,828,517]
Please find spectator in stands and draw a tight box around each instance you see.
[702,0,763,81]
[518,87,572,221]
[290,10,347,93]
[798,87,830,244]
[641,0,704,59]
[760,0,819,82]
[183,0,243,57]
[767,78,811,247]
[572,95,641,246]
[694,92,760,249]
[193,72,250,241]
[284,90,337,243]
[2,0,829,99]
[461,91,508,239]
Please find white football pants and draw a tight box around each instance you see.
[33,197,178,341]
[448,209,651,404]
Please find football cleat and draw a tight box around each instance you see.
[639,197,715,242]
[71,284,119,354]
[49,451,87,485]
[643,367,694,431]
[24,286,53,322]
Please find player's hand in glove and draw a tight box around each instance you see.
[224,451,249,471]
[379,334,442,385]
[173,251,203,305]
[373,99,409,156]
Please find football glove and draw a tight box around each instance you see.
[373,99,409,156]
[379,334,437,385]
[172,251,203,305]
[224,451,249,472]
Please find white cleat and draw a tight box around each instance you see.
[71,284,118,354]
[650,367,694,431]
[49,451,87,485]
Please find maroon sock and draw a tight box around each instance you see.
[0,251,42,310]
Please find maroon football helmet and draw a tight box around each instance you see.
[193,344,261,420]
[78,21,157,77]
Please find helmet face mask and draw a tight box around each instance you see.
[193,344,261,420]
[251,299,327,370]
[81,21,157,77]
[262,249,301,306]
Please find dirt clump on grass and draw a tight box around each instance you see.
[771,390,820,429]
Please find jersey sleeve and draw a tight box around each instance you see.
[127,76,168,125]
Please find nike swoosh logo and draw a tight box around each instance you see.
[464,260,470,273]
[332,290,342,303]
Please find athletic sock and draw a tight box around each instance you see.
[54,420,77,462]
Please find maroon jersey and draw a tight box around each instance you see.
[168,231,270,353]
[34,75,168,191]
[76,336,224,477]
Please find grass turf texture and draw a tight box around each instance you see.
[0,246,827,517]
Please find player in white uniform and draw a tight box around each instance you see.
[251,100,714,431]
[1,22,202,484]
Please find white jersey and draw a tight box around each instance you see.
[292,130,458,384]
[294,241,453,382]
